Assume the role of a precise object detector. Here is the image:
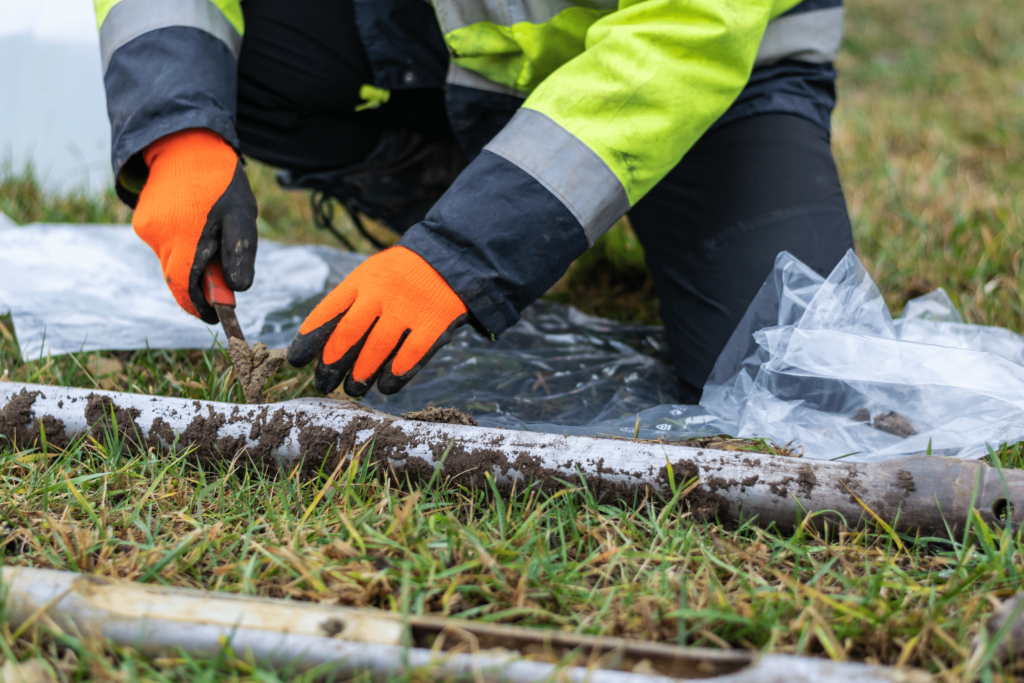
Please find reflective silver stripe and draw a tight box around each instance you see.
[100,0,242,73]
[484,108,629,246]
[433,0,615,33]
[754,7,844,68]
[446,63,527,98]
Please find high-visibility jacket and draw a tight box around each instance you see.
[96,0,843,337]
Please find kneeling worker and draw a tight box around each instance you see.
[95,0,854,402]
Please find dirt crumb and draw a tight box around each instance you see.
[896,469,916,493]
[228,339,287,404]
[401,407,478,426]
[851,408,871,422]
[796,465,817,495]
[872,411,917,438]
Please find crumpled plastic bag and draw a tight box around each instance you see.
[610,250,1024,461]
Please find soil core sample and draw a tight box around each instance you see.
[228,339,287,404]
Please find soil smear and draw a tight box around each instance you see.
[0,389,70,450]
[896,469,916,493]
[401,407,478,426]
[228,339,287,405]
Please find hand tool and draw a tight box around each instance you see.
[202,261,245,343]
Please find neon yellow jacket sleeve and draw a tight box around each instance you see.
[482,0,791,243]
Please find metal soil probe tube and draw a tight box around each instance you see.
[0,382,1021,536]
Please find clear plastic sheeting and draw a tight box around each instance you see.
[5,220,1024,461]
[359,302,680,430]
[0,221,680,431]
[0,222,361,359]
[619,250,1024,461]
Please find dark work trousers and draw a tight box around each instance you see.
[235,0,855,404]
[630,114,854,402]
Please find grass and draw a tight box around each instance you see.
[4,419,1024,682]
[2,0,1024,679]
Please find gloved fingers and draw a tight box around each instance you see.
[288,312,343,369]
[321,296,381,365]
[294,295,381,395]
[132,201,217,323]
[184,247,220,325]
[377,314,467,395]
[351,319,413,385]
[314,320,376,395]
[287,283,360,367]
[343,319,413,396]
[216,161,259,292]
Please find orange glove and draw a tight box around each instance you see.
[288,246,468,396]
[133,128,258,324]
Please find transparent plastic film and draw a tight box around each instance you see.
[5,220,1024,460]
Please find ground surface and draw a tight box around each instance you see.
[2,0,1024,680]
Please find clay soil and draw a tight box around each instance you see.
[227,339,287,405]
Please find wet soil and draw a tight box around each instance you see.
[659,459,724,523]
[0,389,70,450]
[896,469,916,493]
[228,340,287,405]
[851,408,917,438]
[872,411,917,438]
[1,387,901,534]
[401,407,478,426]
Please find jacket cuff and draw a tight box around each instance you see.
[103,26,240,206]
[399,150,589,337]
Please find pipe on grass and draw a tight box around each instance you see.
[1,566,930,682]
[0,382,1021,538]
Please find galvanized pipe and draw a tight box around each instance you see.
[1,382,1021,537]
[1,567,929,682]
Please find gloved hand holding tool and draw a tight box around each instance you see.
[134,128,282,404]
[288,246,468,397]
[133,128,258,324]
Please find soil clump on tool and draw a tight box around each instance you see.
[401,407,478,426]
[228,339,287,405]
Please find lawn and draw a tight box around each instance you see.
[2,0,1024,680]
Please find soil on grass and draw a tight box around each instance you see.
[228,339,287,405]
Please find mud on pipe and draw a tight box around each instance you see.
[0,382,1021,537]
